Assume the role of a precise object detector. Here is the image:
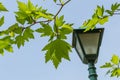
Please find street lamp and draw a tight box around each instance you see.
[72,28,104,80]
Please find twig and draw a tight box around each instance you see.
[24,0,71,29]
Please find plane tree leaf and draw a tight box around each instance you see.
[99,16,109,25]
[35,22,53,37]
[0,16,4,26]
[42,39,72,68]
[0,36,14,55]
[111,54,119,65]
[15,27,34,48]
[0,2,8,11]
[101,55,120,77]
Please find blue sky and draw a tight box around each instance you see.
[0,0,120,80]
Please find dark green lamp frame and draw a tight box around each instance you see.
[72,28,104,80]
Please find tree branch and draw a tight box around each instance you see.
[24,0,71,29]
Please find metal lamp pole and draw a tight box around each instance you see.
[88,61,98,80]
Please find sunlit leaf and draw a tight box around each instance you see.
[5,45,13,53]
[23,27,34,41]
[0,16,4,26]
[96,5,104,17]
[99,16,109,25]
[111,55,119,65]
[17,1,28,11]
[56,15,65,27]
[60,24,73,34]
[100,62,113,68]
[42,39,72,68]
[36,23,53,37]
[0,2,8,11]
[15,35,25,48]
[0,49,4,55]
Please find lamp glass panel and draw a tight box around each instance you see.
[78,33,100,55]
[75,36,84,61]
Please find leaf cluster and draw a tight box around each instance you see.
[15,0,53,25]
[82,2,120,32]
[36,15,73,68]
[0,0,73,68]
[100,55,120,77]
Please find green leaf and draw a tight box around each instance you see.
[99,16,109,25]
[0,2,8,11]
[15,16,26,24]
[54,0,57,3]
[111,55,119,65]
[96,5,104,17]
[83,17,98,32]
[0,16,4,26]
[8,23,19,32]
[56,15,65,27]
[111,3,120,11]
[7,23,23,34]
[15,35,25,48]
[5,45,13,53]
[60,24,73,34]
[42,39,72,68]
[100,62,113,68]
[17,1,28,11]
[23,27,34,41]
[106,10,114,16]
[111,68,118,77]
[0,49,4,55]
[35,11,53,20]
[27,0,36,11]
[36,23,53,37]
[0,40,9,49]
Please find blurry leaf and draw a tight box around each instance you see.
[111,55,119,65]
[56,15,65,27]
[15,16,26,24]
[5,45,13,53]
[27,0,36,11]
[36,23,53,37]
[42,39,72,68]
[17,1,28,11]
[35,12,53,20]
[111,68,117,77]
[23,27,34,41]
[54,0,57,3]
[99,16,109,25]
[96,5,104,17]
[9,31,15,37]
[0,2,8,11]
[60,24,73,34]
[0,49,4,55]
[111,3,120,11]
[8,23,23,34]
[106,70,111,75]
[0,40,9,49]
[15,35,25,48]
[0,16,4,26]
[100,62,113,68]
[116,68,120,77]
[106,10,114,16]
[8,23,19,32]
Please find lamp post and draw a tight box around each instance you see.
[72,28,104,80]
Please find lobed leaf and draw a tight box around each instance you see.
[111,55,119,65]
[0,16,4,26]
[42,39,72,68]
[36,23,53,37]
[0,2,8,11]
[100,62,113,68]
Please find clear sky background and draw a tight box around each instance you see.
[0,0,120,80]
